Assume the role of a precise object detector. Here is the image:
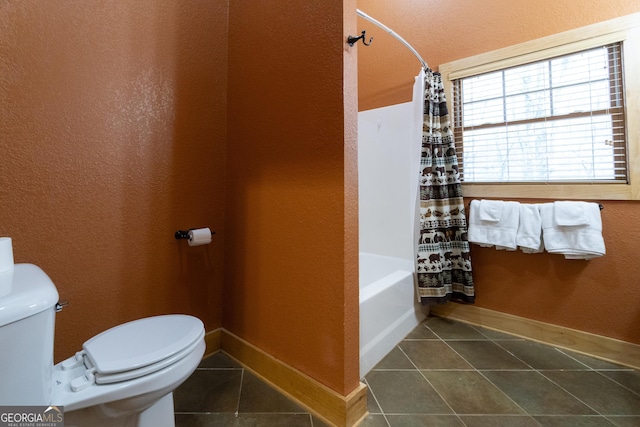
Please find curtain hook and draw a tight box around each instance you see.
[347,30,373,47]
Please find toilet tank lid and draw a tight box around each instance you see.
[0,264,59,327]
[82,314,204,375]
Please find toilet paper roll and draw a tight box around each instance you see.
[188,228,212,246]
[0,237,14,273]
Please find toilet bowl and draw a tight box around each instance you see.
[0,264,205,427]
[54,314,205,426]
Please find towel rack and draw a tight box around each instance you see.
[464,201,604,212]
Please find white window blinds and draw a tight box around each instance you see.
[452,43,627,184]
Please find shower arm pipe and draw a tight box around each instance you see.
[356,9,429,70]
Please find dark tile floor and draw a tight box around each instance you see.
[173,349,332,427]
[174,316,640,426]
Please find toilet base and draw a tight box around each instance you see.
[139,393,175,427]
[64,392,175,427]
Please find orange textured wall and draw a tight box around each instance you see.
[357,0,640,345]
[0,1,228,362]
[357,0,640,111]
[225,1,360,395]
[471,199,640,345]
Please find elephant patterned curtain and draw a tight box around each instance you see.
[416,69,475,305]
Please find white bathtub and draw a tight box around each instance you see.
[359,252,427,378]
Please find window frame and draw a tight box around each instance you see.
[439,13,640,200]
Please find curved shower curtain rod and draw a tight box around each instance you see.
[356,9,429,70]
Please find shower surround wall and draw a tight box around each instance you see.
[358,70,424,261]
[358,70,427,376]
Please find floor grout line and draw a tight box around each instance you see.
[427,324,539,425]
[233,367,244,417]
[592,370,640,398]
[398,332,471,426]
[478,331,608,417]
[362,376,392,426]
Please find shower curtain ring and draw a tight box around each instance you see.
[347,30,373,47]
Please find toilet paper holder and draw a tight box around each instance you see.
[174,229,216,240]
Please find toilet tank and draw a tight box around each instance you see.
[0,264,59,405]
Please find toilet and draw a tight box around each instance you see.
[0,263,205,427]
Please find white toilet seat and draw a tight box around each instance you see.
[85,315,203,375]
[61,315,204,391]
[93,331,203,385]
[53,314,205,412]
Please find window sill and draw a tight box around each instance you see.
[461,183,633,201]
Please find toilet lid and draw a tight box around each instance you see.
[82,315,204,377]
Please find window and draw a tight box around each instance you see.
[440,13,640,200]
[454,44,625,183]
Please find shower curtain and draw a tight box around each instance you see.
[416,69,474,305]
